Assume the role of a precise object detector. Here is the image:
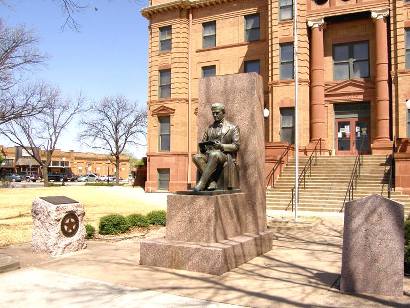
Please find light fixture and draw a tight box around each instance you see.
[263,108,270,118]
[406,99,410,109]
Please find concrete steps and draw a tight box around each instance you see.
[266,155,410,213]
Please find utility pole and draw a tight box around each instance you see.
[293,0,299,220]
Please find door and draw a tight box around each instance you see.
[336,118,370,155]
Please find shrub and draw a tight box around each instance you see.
[85,224,96,239]
[127,214,149,228]
[405,218,410,247]
[146,210,166,226]
[405,245,410,264]
[99,214,130,235]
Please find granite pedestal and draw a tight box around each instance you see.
[32,196,87,256]
[140,193,273,275]
[340,194,404,296]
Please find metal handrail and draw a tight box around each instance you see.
[266,143,293,188]
[387,139,396,199]
[286,138,322,211]
[339,137,366,212]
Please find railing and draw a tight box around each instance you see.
[339,137,365,212]
[387,139,396,199]
[286,138,322,211]
[266,143,293,188]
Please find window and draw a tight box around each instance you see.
[280,43,294,79]
[333,41,369,80]
[244,14,260,42]
[159,26,172,52]
[203,21,216,48]
[279,0,293,20]
[280,108,295,144]
[244,60,260,74]
[159,116,170,151]
[158,168,170,190]
[159,69,171,99]
[202,65,216,77]
[406,29,410,69]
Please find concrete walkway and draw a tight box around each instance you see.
[1,218,410,307]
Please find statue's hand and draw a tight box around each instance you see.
[214,140,223,150]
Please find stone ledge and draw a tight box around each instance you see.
[0,254,20,274]
[140,231,273,275]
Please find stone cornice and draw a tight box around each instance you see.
[141,0,236,18]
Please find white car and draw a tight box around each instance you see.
[77,174,98,182]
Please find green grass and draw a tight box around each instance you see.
[0,186,167,246]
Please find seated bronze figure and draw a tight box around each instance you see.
[192,103,240,192]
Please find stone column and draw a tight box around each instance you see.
[308,18,327,148]
[371,8,392,153]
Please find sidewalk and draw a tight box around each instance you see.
[1,218,409,307]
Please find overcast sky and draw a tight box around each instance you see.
[0,0,149,158]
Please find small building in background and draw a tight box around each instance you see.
[0,145,131,180]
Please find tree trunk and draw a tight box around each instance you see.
[115,156,120,185]
[42,165,49,187]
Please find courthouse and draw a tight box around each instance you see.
[141,0,410,192]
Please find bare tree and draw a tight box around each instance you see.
[0,83,51,126]
[0,87,83,186]
[55,0,145,31]
[0,21,48,125]
[79,96,146,184]
[0,21,45,91]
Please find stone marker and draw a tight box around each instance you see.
[0,254,20,273]
[32,196,86,256]
[140,73,273,275]
[340,194,404,296]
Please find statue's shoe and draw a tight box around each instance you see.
[193,181,206,192]
[207,181,217,190]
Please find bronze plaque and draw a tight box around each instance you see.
[61,212,79,237]
[40,196,78,205]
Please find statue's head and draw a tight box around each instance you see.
[211,103,225,122]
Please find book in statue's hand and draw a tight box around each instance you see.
[199,140,216,146]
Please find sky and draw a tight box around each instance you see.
[0,0,149,158]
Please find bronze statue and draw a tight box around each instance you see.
[193,103,240,192]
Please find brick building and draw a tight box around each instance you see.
[0,146,131,179]
[141,0,410,192]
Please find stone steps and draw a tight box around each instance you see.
[266,155,409,213]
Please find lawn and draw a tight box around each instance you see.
[0,186,167,247]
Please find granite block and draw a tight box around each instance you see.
[340,194,404,296]
[140,232,273,275]
[166,193,249,243]
[32,197,86,256]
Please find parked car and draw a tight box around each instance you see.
[96,175,116,182]
[65,174,78,182]
[2,173,22,182]
[47,173,67,182]
[19,172,40,182]
[77,174,98,182]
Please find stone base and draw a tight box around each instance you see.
[32,197,87,256]
[371,140,393,155]
[140,192,273,275]
[140,232,273,275]
[0,254,20,273]
[341,195,404,296]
